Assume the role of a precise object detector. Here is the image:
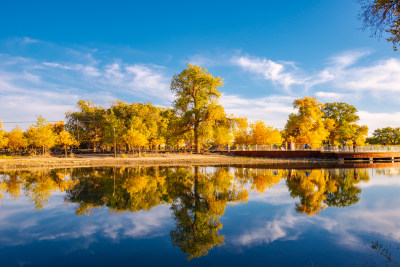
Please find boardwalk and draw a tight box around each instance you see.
[233,145,400,162]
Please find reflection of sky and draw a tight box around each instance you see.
[1,168,400,266]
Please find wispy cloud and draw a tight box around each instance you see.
[0,40,173,128]
[232,55,305,89]
[221,94,294,128]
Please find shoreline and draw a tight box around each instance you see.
[0,153,328,169]
[0,153,398,170]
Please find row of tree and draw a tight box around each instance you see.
[0,118,76,156]
[0,63,392,156]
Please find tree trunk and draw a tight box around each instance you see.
[194,123,200,153]
[65,145,68,158]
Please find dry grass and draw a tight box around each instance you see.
[0,153,328,170]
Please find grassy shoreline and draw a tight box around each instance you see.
[0,153,332,169]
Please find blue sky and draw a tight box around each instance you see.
[1,0,400,133]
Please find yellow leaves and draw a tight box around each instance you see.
[27,116,57,152]
[0,121,8,149]
[171,64,225,152]
[123,128,148,148]
[6,127,27,150]
[57,130,77,147]
[250,120,282,145]
[285,97,329,146]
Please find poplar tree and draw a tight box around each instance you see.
[171,64,224,153]
[0,122,8,150]
[284,97,330,146]
[6,126,27,152]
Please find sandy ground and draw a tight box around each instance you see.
[0,153,326,169]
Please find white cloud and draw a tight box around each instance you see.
[358,110,400,132]
[232,56,305,89]
[221,94,294,129]
[0,48,173,129]
[315,91,347,101]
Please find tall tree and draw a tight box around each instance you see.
[171,64,224,153]
[284,97,329,146]
[359,0,400,50]
[323,102,368,145]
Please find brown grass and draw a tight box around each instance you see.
[0,153,329,170]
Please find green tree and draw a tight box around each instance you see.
[171,64,224,153]
[323,102,368,145]
[359,0,400,50]
[366,127,400,144]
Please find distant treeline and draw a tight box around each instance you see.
[0,64,397,156]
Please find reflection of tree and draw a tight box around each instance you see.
[169,166,248,260]
[0,169,76,210]
[286,170,330,216]
[65,167,172,215]
[286,169,370,216]
[325,169,369,208]
[234,168,284,193]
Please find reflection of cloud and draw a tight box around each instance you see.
[234,175,400,251]
[359,175,400,188]
[233,209,310,246]
[0,200,173,249]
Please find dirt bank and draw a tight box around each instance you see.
[0,153,327,169]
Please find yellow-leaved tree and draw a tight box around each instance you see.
[6,126,27,152]
[284,97,329,147]
[0,122,9,150]
[232,117,251,146]
[171,64,224,153]
[57,130,78,157]
[250,120,282,146]
[27,116,56,155]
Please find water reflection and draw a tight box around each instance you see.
[0,166,371,260]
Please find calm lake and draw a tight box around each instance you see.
[1,165,400,266]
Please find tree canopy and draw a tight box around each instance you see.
[171,63,224,153]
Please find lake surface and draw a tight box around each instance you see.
[1,165,400,266]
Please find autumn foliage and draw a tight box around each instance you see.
[0,65,372,156]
